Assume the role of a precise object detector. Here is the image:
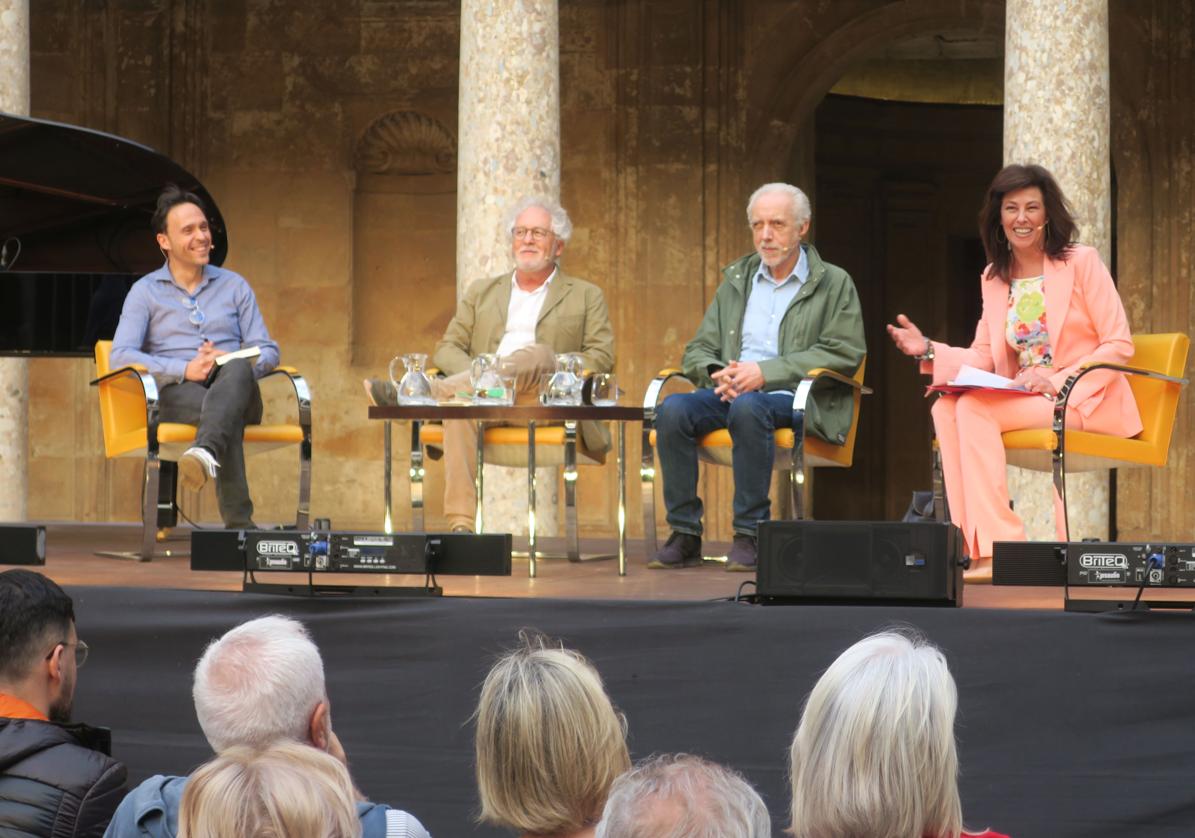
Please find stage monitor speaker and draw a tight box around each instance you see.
[0,525,47,566]
[191,529,245,571]
[757,520,964,606]
[992,540,1066,586]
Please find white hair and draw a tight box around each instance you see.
[192,615,327,754]
[746,182,812,228]
[788,630,963,838]
[502,194,573,242]
[596,753,771,838]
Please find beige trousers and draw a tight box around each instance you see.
[437,343,557,530]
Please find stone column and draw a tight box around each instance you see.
[1004,0,1110,541]
[0,0,29,522]
[457,0,561,535]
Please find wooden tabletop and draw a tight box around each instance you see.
[368,404,644,421]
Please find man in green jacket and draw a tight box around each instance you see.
[650,183,865,571]
[431,196,615,532]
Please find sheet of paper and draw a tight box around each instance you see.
[948,364,1027,391]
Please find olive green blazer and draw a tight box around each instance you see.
[433,268,616,455]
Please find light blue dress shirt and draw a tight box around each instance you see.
[110,263,280,384]
[739,244,810,365]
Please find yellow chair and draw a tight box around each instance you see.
[933,333,1190,538]
[92,340,312,560]
[640,359,870,555]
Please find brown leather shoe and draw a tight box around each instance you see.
[725,534,757,572]
[648,532,702,569]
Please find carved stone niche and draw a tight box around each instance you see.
[351,110,459,370]
[354,110,457,194]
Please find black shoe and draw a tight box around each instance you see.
[648,532,702,569]
[725,534,757,572]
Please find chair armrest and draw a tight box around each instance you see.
[642,369,691,423]
[90,363,151,387]
[261,368,313,435]
[791,367,872,412]
[1052,362,1188,446]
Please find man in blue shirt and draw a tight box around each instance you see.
[650,183,866,571]
[103,615,430,838]
[111,186,279,529]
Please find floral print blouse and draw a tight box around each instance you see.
[1006,275,1053,368]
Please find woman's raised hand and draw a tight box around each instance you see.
[886,314,928,357]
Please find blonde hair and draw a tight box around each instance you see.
[475,631,631,835]
[788,631,963,838]
[179,741,360,838]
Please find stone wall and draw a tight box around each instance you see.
[22,0,1195,542]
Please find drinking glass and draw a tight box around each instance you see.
[590,373,619,406]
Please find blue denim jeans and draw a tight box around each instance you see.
[655,388,799,537]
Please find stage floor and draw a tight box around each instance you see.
[15,521,1170,611]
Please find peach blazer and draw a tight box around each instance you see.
[924,244,1143,437]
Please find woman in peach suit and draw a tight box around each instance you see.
[887,164,1142,581]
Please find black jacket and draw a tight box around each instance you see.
[0,717,127,837]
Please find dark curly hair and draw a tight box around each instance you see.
[978,164,1077,282]
[151,183,207,235]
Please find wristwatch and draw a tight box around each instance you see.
[916,338,935,362]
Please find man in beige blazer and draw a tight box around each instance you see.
[428,196,615,532]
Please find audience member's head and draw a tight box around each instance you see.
[178,740,360,838]
[596,753,771,838]
[475,631,630,837]
[192,614,335,754]
[788,630,962,838]
[0,569,84,723]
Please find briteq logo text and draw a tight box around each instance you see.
[1079,553,1128,569]
[257,540,300,557]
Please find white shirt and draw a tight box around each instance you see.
[496,269,556,357]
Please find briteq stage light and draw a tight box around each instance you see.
[192,528,511,597]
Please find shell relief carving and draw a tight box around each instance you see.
[355,111,456,175]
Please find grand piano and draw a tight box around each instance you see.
[0,110,228,354]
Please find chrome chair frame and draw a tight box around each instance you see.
[641,369,871,555]
[91,365,312,561]
[931,362,1188,539]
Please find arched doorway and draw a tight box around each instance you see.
[744,4,1006,520]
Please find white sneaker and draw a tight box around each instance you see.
[179,446,220,490]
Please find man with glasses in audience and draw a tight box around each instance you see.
[0,569,127,836]
[365,195,614,533]
[111,184,279,529]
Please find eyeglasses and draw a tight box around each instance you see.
[512,226,552,241]
[45,638,89,669]
[182,295,206,327]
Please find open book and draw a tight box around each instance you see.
[926,364,1032,395]
[205,346,261,385]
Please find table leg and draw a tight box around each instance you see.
[475,419,485,534]
[528,419,537,578]
[564,420,580,562]
[618,420,627,576]
[383,420,393,534]
[409,420,424,532]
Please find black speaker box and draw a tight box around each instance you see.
[0,525,46,566]
[992,540,1067,586]
[191,529,245,571]
[757,520,964,606]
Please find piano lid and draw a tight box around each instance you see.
[0,111,228,274]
